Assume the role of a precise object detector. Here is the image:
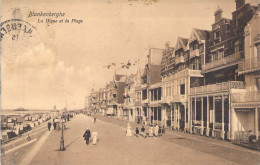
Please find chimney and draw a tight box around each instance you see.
[214,7,223,23]
[235,0,245,9]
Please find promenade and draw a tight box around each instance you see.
[3,114,260,165]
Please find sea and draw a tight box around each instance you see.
[1,109,53,116]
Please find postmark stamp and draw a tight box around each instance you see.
[0,19,37,42]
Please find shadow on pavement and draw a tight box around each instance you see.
[65,137,80,149]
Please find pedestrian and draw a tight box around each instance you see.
[126,123,132,137]
[67,114,70,121]
[158,126,162,136]
[154,124,159,137]
[141,126,147,138]
[92,131,98,145]
[83,128,91,145]
[94,117,96,123]
[47,122,51,131]
[148,125,153,137]
[162,125,165,135]
[53,122,56,130]
[135,127,139,137]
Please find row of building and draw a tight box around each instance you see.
[87,0,260,142]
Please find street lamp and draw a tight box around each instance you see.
[60,115,65,151]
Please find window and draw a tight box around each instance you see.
[235,41,240,54]
[258,109,260,131]
[142,90,147,100]
[158,88,161,100]
[212,52,218,61]
[180,84,185,95]
[226,24,230,31]
[215,31,220,39]
[255,45,260,58]
[154,89,158,101]
[256,78,260,91]
[218,50,224,58]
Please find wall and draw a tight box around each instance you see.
[116,82,125,104]
[149,48,164,65]
[149,65,161,85]
[244,10,260,92]
[234,110,255,132]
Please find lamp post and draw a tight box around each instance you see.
[60,115,65,151]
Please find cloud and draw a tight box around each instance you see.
[1,43,94,110]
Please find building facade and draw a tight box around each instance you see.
[189,0,258,140]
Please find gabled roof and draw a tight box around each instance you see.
[188,28,211,45]
[175,37,188,51]
[193,28,211,40]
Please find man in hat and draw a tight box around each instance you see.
[83,128,91,145]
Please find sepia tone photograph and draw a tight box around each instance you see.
[0,0,260,164]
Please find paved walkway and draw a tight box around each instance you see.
[93,114,260,165]
[12,114,257,165]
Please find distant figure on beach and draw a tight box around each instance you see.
[83,128,91,145]
[48,122,51,131]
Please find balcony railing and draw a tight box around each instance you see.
[190,81,245,95]
[190,49,200,59]
[238,57,260,74]
[141,83,148,89]
[110,98,117,105]
[135,101,141,106]
[231,91,260,103]
[202,51,244,72]
[175,56,184,65]
[172,95,187,103]
[161,96,171,104]
[142,99,148,104]
[173,68,203,79]
[124,101,134,107]
[135,86,141,91]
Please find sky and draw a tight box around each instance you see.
[1,0,259,110]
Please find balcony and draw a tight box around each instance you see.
[142,99,148,104]
[238,57,260,75]
[173,68,203,79]
[135,100,141,106]
[161,96,171,104]
[231,91,260,103]
[175,56,184,65]
[111,89,117,94]
[110,98,117,105]
[202,51,244,73]
[171,95,187,103]
[141,83,148,89]
[190,49,200,59]
[124,101,134,107]
[101,103,107,108]
[135,85,141,91]
[190,81,245,95]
